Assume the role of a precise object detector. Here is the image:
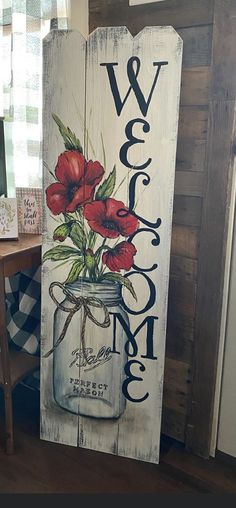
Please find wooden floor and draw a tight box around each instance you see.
[0,385,236,494]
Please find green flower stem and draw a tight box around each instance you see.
[94,240,110,267]
[94,238,109,256]
[76,207,83,221]
[112,167,132,198]
[101,132,106,170]
[88,230,97,250]
[50,258,75,273]
[96,238,110,278]
[82,266,87,278]
[64,211,84,228]
[43,161,56,181]
[85,249,97,282]
[64,213,72,223]
[98,265,107,280]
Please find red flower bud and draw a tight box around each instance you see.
[102,241,137,272]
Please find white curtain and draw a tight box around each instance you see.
[0,0,69,195]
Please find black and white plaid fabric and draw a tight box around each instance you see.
[5,266,41,356]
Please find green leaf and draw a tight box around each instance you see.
[69,221,87,250]
[52,113,83,153]
[101,132,106,169]
[43,160,56,181]
[88,230,97,250]
[53,223,70,242]
[95,165,116,200]
[64,212,77,221]
[43,245,80,262]
[65,259,84,284]
[101,272,137,301]
[94,244,110,265]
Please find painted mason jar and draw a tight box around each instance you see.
[51,278,128,419]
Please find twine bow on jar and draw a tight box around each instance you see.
[43,281,111,360]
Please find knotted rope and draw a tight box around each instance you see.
[44,281,111,360]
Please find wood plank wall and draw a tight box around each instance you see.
[186,0,236,457]
[89,0,215,445]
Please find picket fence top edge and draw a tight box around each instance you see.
[43,25,182,45]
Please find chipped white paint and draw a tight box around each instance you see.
[40,30,86,447]
[41,27,182,463]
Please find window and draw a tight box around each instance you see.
[0,1,69,194]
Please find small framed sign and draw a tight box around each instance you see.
[16,187,42,234]
[0,198,18,240]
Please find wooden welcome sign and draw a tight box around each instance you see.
[40,27,182,464]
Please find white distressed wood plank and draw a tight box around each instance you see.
[119,27,182,464]
[79,26,183,463]
[41,30,86,447]
[41,26,182,463]
[78,27,134,456]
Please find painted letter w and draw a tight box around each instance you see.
[100,57,168,117]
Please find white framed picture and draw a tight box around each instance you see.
[0,198,18,240]
[16,187,42,234]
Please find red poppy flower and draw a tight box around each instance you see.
[102,241,137,272]
[46,151,104,215]
[83,198,139,239]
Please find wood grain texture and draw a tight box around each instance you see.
[166,267,195,371]
[166,329,193,365]
[184,1,236,458]
[171,225,199,259]
[0,234,41,277]
[89,0,214,32]
[168,278,197,319]
[167,312,195,344]
[77,26,183,464]
[41,30,87,448]
[178,26,213,69]
[178,106,208,140]
[176,139,206,172]
[41,27,183,464]
[0,234,41,259]
[90,4,213,71]
[0,261,13,454]
[173,196,202,227]
[170,255,198,282]
[161,406,186,442]
[162,445,236,493]
[0,351,39,388]
[163,358,192,415]
[4,385,236,493]
[174,171,204,197]
[0,235,42,454]
[88,0,214,447]
[163,385,189,416]
[6,385,235,493]
[180,67,210,106]
[186,98,236,458]
[4,251,41,277]
[211,0,236,100]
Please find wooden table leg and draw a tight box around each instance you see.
[0,262,14,454]
[3,383,14,454]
